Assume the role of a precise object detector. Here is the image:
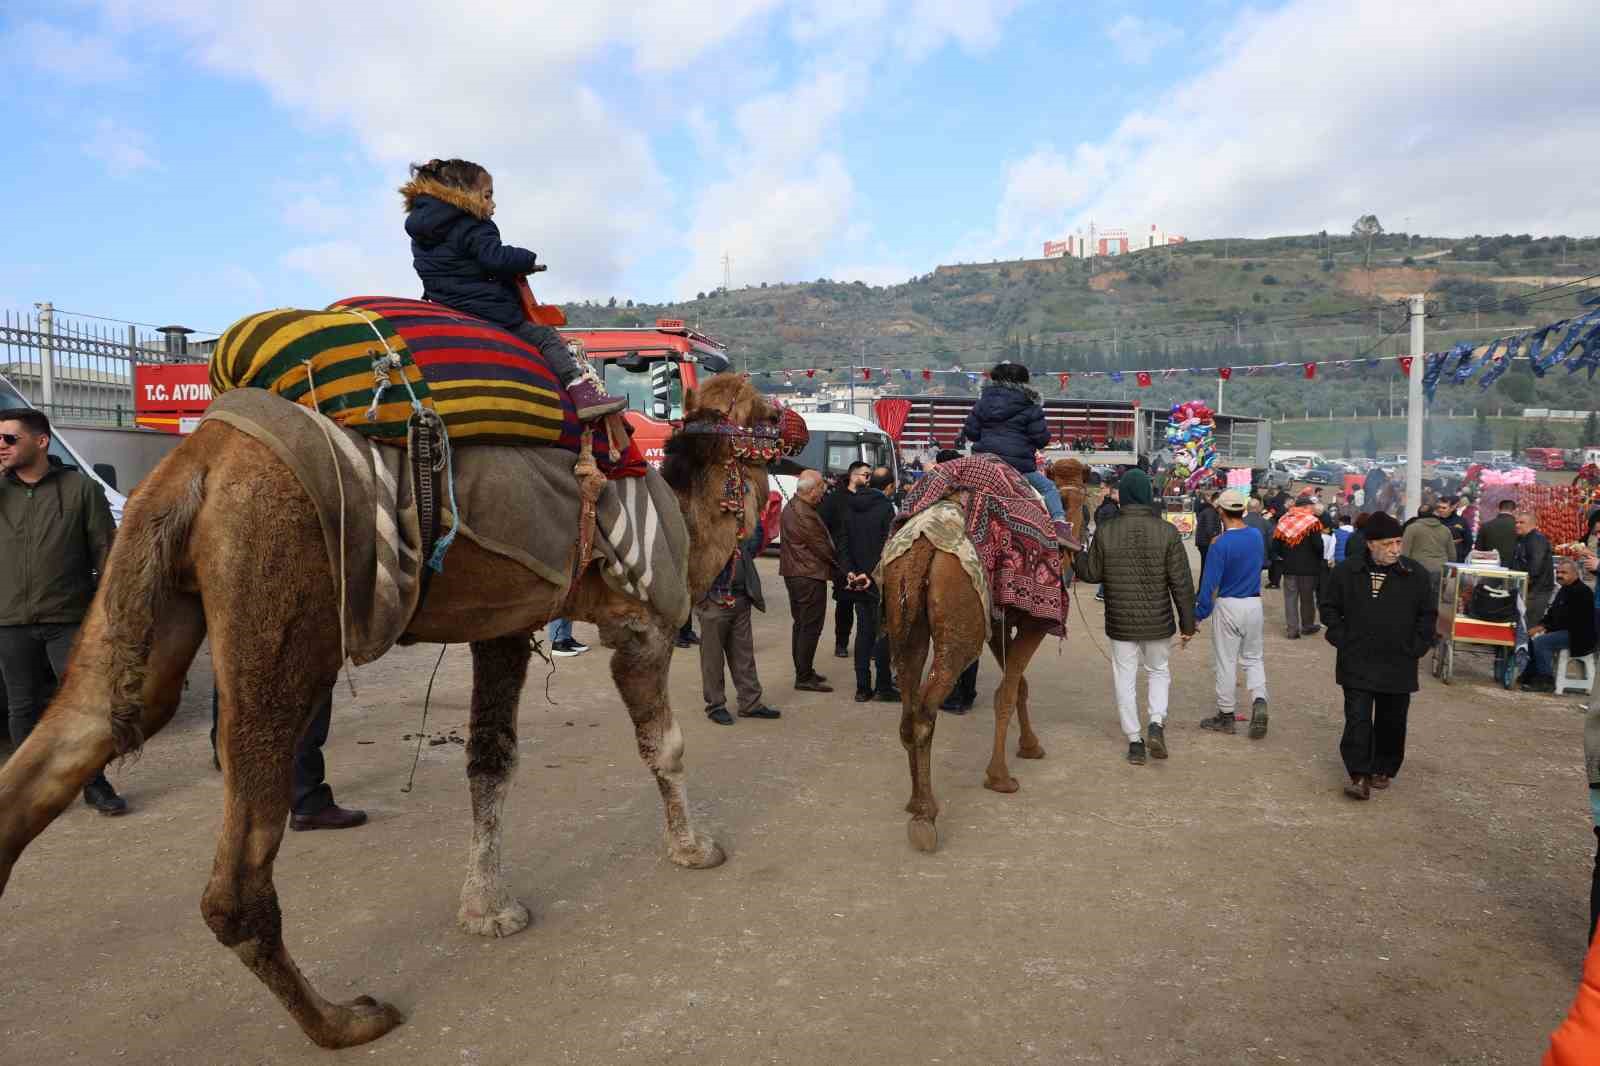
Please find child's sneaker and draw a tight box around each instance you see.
[566,375,627,421]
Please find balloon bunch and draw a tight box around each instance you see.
[1165,400,1219,492]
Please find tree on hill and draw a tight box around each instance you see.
[1585,411,1600,446]
[1352,214,1384,269]
[1528,418,1557,447]
[1364,424,1380,459]
[1472,409,1493,451]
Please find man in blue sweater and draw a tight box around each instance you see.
[1195,488,1270,739]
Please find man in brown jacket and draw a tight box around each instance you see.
[780,469,837,692]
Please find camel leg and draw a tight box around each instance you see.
[983,624,1047,793]
[605,618,724,869]
[458,635,535,938]
[895,613,941,851]
[1015,671,1046,759]
[0,593,205,896]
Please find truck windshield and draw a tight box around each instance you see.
[602,361,683,420]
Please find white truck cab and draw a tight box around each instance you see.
[768,411,899,543]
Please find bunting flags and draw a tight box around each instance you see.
[1057,372,1070,390]
[1397,356,1412,376]
[1218,366,1232,380]
[1303,363,1316,380]
[1135,371,1152,388]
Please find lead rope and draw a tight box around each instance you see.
[301,360,357,698]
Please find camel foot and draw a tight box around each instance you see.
[904,797,942,817]
[907,818,939,853]
[457,896,533,938]
[667,832,726,869]
[308,995,405,1049]
[1016,744,1046,760]
[983,774,1020,794]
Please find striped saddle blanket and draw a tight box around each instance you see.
[208,296,640,473]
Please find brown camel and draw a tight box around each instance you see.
[0,372,783,1049]
[882,458,1084,853]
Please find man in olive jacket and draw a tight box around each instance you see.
[0,408,125,813]
[1319,511,1438,801]
[1073,468,1197,765]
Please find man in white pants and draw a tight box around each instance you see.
[1194,489,1270,739]
[1073,468,1197,765]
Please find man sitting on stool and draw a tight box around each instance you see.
[1521,558,1597,693]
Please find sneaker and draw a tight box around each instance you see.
[550,639,588,658]
[738,704,782,719]
[1127,740,1147,766]
[675,627,700,649]
[706,707,735,726]
[83,781,128,816]
[1052,519,1081,551]
[1248,698,1269,739]
[1094,589,1106,602]
[565,375,628,421]
[1146,721,1168,759]
[1344,774,1371,800]
[1199,711,1236,735]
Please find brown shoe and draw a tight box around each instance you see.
[290,805,368,831]
[795,677,833,693]
[1343,775,1371,801]
[566,376,627,421]
[1371,774,1391,790]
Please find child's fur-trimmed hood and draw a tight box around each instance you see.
[399,176,490,220]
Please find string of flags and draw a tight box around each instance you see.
[753,297,1600,404]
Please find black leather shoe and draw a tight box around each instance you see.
[874,688,902,703]
[290,804,367,831]
[795,677,833,693]
[854,690,872,703]
[706,707,735,725]
[940,695,965,712]
[738,704,782,719]
[834,646,850,659]
[83,782,128,816]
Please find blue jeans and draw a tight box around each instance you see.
[548,618,573,644]
[1022,470,1066,522]
[1531,629,1571,679]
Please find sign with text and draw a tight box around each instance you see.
[134,363,213,433]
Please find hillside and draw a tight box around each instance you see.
[565,231,1600,424]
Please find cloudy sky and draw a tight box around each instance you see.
[4,0,1599,331]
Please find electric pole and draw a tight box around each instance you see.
[721,252,732,294]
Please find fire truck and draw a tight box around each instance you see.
[133,317,731,469]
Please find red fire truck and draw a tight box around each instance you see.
[133,317,731,469]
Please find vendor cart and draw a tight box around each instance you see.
[1431,561,1529,686]
[1162,495,1196,541]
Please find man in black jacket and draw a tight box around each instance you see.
[1514,510,1556,625]
[1194,492,1221,577]
[820,464,867,659]
[1521,558,1597,693]
[1273,492,1326,639]
[842,469,898,702]
[1319,511,1438,800]
[1475,499,1519,566]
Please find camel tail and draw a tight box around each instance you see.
[882,536,935,648]
[101,469,206,757]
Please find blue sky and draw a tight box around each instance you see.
[4,1,1599,335]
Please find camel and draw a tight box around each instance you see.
[0,372,783,1049]
[882,458,1085,853]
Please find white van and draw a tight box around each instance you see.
[768,411,899,544]
[0,370,127,523]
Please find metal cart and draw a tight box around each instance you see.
[1162,495,1195,541]
[1431,561,1529,686]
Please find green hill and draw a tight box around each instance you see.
[565,231,1600,427]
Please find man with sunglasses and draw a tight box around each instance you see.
[0,408,126,814]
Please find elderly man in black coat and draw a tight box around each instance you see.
[1320,512,1438,800]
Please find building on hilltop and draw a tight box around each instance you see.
[1043,223,1186,259]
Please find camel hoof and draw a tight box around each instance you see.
[1017,744,1046,760]
[309,996,405,1049]
[457,897,533,938]
[669,833,726,869]
[984,775,1020,794]
[904,798,942,817]
[907,818,939,853]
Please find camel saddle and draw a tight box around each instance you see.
[890,455,1066,636]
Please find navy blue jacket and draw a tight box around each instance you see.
[959,383,1050,474]
[401,178,538,328]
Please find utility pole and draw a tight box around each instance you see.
[1405,293,1426,516]
[35,301,54,409]
[1217,374,1224,414]
[721,252,732,294]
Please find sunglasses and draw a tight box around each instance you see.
[0,433,21,446]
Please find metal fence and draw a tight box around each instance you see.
[0,304,212,427]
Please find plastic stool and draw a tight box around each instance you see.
[1554,650,1597,696]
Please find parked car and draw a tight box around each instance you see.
[1301,464,1345,485]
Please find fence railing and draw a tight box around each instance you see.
[0,306,211,427]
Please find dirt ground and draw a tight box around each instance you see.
[1,553,1591,1065]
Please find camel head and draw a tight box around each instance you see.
[1046,457,1089,557]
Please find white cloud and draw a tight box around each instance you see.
[987,0,1600,251]
[1104,14,1182,66]
[5,20,136,84]
[81,119,156,176]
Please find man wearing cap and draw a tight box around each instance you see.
[1073,467,1197,765]
[1273,491,1326,639]
[1319,511,1438,800]
[1195,489,1269,739]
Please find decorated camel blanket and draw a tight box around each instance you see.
[201,391,690,665]
[209,295,643,475]
[876,500,992,639]
[893,455,1066,635]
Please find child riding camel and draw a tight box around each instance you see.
[959,362,1072,544]
[399,158,626,421]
